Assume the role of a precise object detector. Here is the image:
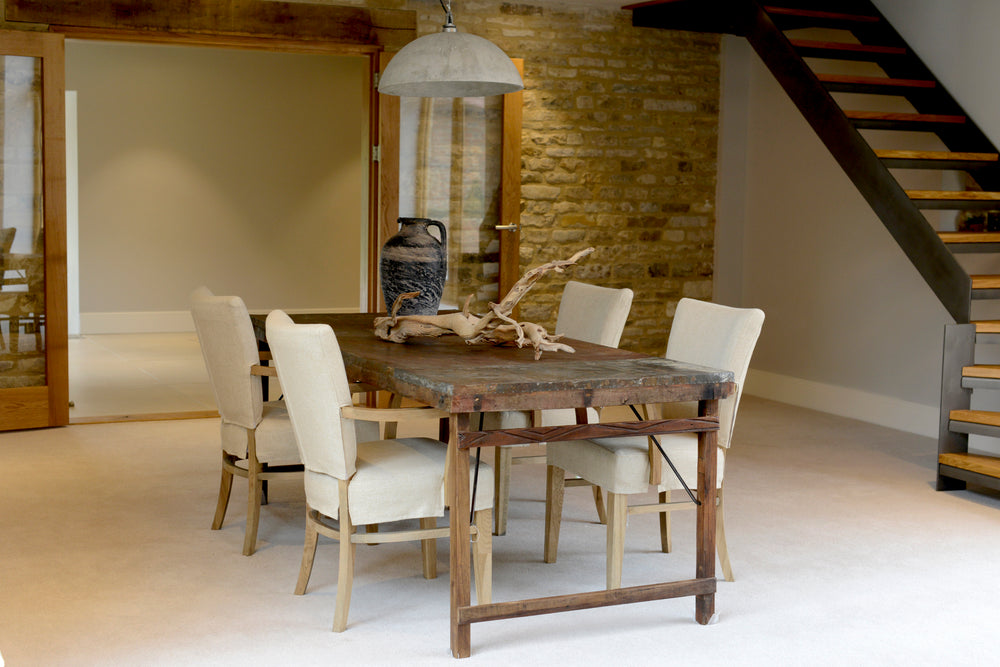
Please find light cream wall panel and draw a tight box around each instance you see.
[66,40,367,325]
[738,51,952,409]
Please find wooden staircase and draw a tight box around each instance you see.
[628,0,1000,494]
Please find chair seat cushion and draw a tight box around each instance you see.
[547,432,726,495]
[548,436,651,495]
[220,400,299,466]
[305,437,494,526]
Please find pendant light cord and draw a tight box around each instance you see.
[439,0,455,29]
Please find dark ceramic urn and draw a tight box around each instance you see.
[379,217,448,316]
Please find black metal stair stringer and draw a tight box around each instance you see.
[742,3,971,323]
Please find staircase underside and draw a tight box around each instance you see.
[628,0,1000,494]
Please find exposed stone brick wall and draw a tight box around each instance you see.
[288,0,720,355]
[403,0,720,355]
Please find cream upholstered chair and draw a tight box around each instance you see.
[544,298,764,588]
[191,287,301,556]
[265,310,493,632]
[484,280,633,534]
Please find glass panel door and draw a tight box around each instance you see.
[0,30,67,430]
[377,58,522,314]
[398,96,504,312]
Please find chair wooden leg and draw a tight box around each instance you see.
[295,509,320,595]
[658,490,671,553]
[473,508,493,604]
[717,489,734,582]
[493,447,512,535]
[592,484,608,525]
[211,456,234,530]
[419,517,438,580]
[243,452,262,556]
[544,464,565,563]
[606,491,627,590]
[333,481,355,633]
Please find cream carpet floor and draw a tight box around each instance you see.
[2,396,1000,665]
[68,333,216,419]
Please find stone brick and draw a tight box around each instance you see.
[545,171,579,185]
[551,229,587,244]
[521,184,561,200]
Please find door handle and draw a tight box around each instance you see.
[495,224,519,231]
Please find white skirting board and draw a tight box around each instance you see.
[745,369,938,439]
[80,308,359,335]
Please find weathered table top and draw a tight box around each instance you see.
[251,311,734,414]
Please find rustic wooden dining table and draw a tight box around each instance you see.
[250,311,734,659]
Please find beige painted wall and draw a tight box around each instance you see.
[65,40,369,330]
[740,45,951,401]
[718,38,952,436]
[717,2,1000,436]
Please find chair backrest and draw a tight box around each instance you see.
[190,286,263,430]
[555,280,634,347]
[665,298,764,448]
[265,310,359,480]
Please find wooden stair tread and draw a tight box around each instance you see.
[974,320,1000,334]
[963,365,1000,379]
[950,409,1000,427]
[939,232,1000,243]
[845,110,966,124]
[764,7,880,23]
[876,150,998,162]
[971,275,1000,289]
[818,74,935,89]
[908,190,1000,201]
[790,39,906,55]
[939,451,1000,479]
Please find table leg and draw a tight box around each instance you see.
[449,412,472,658]
[695,399,719,624]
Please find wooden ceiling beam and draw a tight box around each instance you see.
[4,0,415,49]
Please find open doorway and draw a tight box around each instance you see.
[64,40,372,421]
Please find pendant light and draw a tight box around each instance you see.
[378,0,523,98]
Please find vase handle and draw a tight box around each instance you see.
[425,219,447,248]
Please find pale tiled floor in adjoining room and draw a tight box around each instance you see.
[68,333,217,420]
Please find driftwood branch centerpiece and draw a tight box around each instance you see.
[374,247,595,359]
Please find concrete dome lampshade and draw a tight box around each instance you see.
[378,0,523,98]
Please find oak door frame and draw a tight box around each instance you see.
[0,2,414,428]
[0,29,68,430]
